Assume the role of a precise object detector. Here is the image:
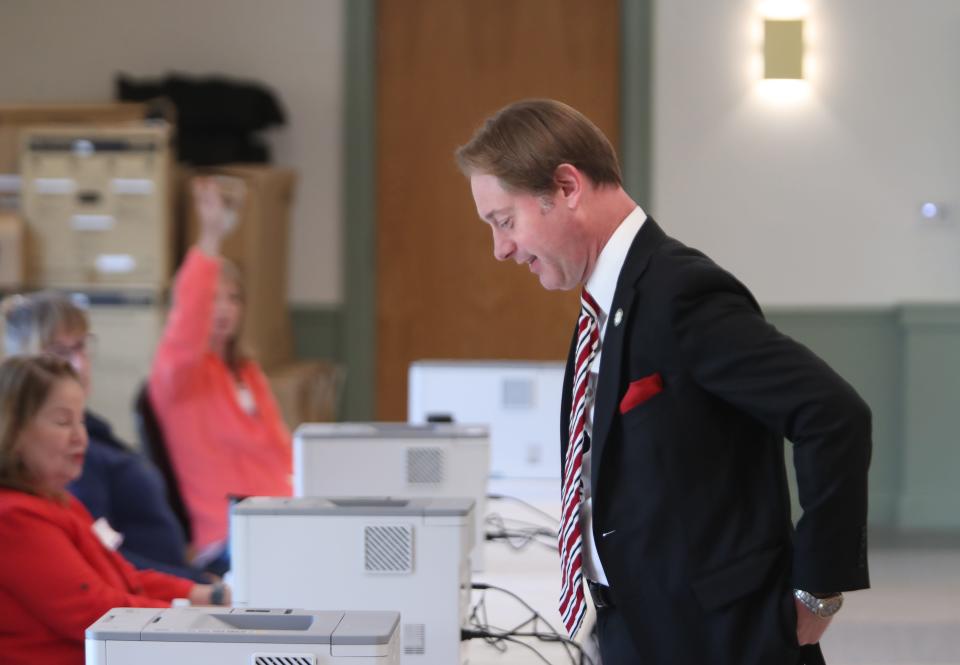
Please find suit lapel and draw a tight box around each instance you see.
[590,218,666,488]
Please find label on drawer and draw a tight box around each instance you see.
[71,214,115,231]
[112,178,154,195]
[95,254,137,274]
[34,177,75,195]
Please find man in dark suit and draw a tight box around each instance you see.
[456,99,871,665]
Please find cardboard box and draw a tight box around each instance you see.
[182,165,297,370]
[0,212,24,288]
[266,360,344,428]
[19,123,173,291]
[0,103,147,174]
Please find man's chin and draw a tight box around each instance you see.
[538,274,574,291]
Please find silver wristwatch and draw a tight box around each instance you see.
[794,589,843,618]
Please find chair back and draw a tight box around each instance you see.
[133,383,192,542]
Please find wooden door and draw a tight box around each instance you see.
[376,0,620,419]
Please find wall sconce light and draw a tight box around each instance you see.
[764,19,804,79]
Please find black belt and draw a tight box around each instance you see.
[586,580,616,609]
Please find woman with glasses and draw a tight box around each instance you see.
[0,355,227,665]
[1,292,213,583]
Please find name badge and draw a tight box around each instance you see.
[91,517,124,551]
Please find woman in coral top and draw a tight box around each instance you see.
[0,355,227,665]
[149,177,292,567]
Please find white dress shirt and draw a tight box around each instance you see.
[579,205,647,585]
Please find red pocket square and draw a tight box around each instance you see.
[619,373,664,414]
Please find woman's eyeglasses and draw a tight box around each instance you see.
[45,333,97,361]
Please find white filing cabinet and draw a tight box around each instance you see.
[84,292,165,445]
[20,124,172,290]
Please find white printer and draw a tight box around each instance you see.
[231,497,473,665]
[293,422,489,571]
[408,360,565,480]
[85,606,399,664]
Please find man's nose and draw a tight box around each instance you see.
[493,234,515,262]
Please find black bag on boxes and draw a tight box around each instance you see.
[116,72,285,165]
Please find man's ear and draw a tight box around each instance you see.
[553,163,583,209]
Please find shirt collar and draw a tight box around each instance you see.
[585,206,647,318]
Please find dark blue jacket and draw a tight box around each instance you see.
[68,411,208,582]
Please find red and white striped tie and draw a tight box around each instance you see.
[558,289,601,637]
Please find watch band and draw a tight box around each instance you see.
[794,588,843,618]
[210,582,226,606]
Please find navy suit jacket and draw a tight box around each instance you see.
[560,219,871,665]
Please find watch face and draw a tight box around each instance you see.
[817,596,843,617]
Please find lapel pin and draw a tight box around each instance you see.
[614,308,623,327]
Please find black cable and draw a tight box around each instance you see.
[487,492,560,525]
[484,492,560,552]
[467,589,549,656]
[468,587,544,649]
[471,582,588,665]
[463,624,596,665]
[485,513,557,550]
[485,512,557,531]
[485,528,555,544]
[485,529,557,551]
[510,630,596,665]
[484,529,557,551]
[462,629,554,664]
[467,590,506,653]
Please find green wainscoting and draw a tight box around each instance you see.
[291,306,342,361]
[768,304,960,533]
[766,308,902,529]
[897,306,960,530]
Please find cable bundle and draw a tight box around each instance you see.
[464,582,597,665]
[485,493,559,551]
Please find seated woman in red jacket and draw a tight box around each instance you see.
[149,177,291,567]
[2,291,211,582]
[0,355,229,665]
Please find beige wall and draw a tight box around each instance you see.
[652,0,960,306]
[0,0,344,305]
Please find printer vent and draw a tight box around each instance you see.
[364,525,414,573]
[406,447,444,484]
[252,655,316,665]
[403,622,426,655]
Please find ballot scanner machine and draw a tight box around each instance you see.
[85,606,399,664]
[293,423,489,571]
[408,359,564,479]
[231,497,473,665]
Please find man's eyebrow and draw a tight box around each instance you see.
[482,207,512,222]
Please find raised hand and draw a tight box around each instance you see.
[193,177,234,256]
